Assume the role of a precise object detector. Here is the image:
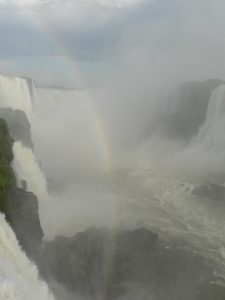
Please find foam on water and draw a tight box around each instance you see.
[0,213,54,300]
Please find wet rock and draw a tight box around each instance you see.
[35,227,225,300]
[192,184,225,202]
[0,108,33,148]
[9,185,43,255]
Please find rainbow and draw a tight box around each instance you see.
[23,7,116,180]
[28,9,125,293]
[24,2,121,261]
[21,7,124,293]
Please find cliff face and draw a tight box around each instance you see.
[0,118,14,218]
[1,78,225,300]
[9,186,43,254]
[0,108,33,148]
[159,79,224,141]
[38,228,225,300]
[0,117,43,255]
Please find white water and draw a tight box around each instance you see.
[0,75,34,120]
[12,141,48,201]
[1,74,225,291]
[0,75,49,211]
[167,84,225,178]
[0,75,107,239]
[120,170,225,281]
[125,84,225,281]
[32,87,107,178]
[31,81,225,285]
[191,84,225,153]
[0,76,54,298]
[0,213,54,300]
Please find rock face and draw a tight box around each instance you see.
[36,227,225,300]
[0,118,14,218]
[0,117,42,256]
[0,108,33,148]
[9,186,43,255]
[160,79,224,141]
[192,184,225,202]
[1,79,225,300]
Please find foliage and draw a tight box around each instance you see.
[0,119,14,215]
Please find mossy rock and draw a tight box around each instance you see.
[0,118,14,217]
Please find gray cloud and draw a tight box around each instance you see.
[0,0,156,60]
[1,0,225,86]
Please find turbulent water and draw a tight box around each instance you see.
[0,213,54,300]
[0,75,34,120]
[1,75,225,297]
[190,85,225,157]
[0,76,53,299]
[12,141,48,201]
[126,83,225,282]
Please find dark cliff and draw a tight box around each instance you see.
[0,108,33,148]
[0,118,14,218]
[37,227,225,300]
[9,186,43,254]
[159,79,224,141]
[0,117,43,255]
[1,80,225,300]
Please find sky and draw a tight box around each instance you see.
[1,0,225,86]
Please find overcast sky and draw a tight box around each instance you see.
[0,0,225,86]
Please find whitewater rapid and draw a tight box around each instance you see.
[117,170,225,282]
[123,84,225,282]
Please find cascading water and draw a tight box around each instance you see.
[190,84,225,154]
[1,74,225,298]
[12,141,48,201]
[0,213,54,300]
[0,75,34,120]
[0,76,49,202]
[0,75,54,299]
[126,82,225,283]
[166,84,225,178]
[31,78,225,287]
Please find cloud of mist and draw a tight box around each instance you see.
[11,4,225,299]
[86,0,225,175]
[24,0,225,239]
[2,2,225,300]
[31,89,117,238]
[2,0,225,87]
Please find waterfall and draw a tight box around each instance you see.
[0,76,54,297]
[0,75,48,201]
[191,84,225,154]
[171,84,225,177]
[12,141,48,201]
[0,75,34,120]
[0,213,54,300]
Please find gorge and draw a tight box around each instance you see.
[1,75,225,299]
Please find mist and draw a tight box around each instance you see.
[1,1,225,299]
[25,0,225,238]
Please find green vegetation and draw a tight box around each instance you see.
[0,118,14,216]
